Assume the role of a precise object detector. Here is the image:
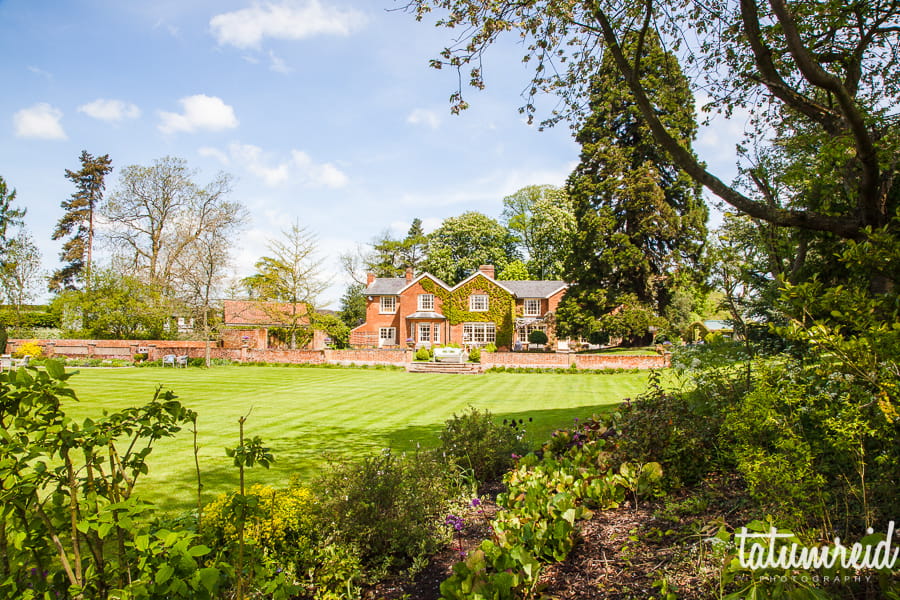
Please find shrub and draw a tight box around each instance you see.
[415,347,432,361]
[133,352,148,362]
[188,357,206,367]
[314,449,456,574]
[527,330,548,345]
[12,340,42,359]
[439,406,530,482]
[467,346,481,362]
[483,342,497,353]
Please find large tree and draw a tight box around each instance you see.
[423,211,519,284]
[564,30,708,318]
[50,151,113,291]
[406,0,900,243]
[1,229,42,327]
[243,221,329,349]
[0,176,26,258]
[103,156,241,291]
[501,185,576,279]
[365,218,430,277]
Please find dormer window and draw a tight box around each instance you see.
[418,294,435,311]
[469,294,488,312]
[524,298,541,317]
[380,296,397,314]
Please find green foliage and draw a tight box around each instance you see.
[50,150,113,291]
[423,211,519,285]
[311,311,351,349]
[415,346,432,361]
[496,259,530,280]
[483,342,497,353]
[501,185,575,279]
[52,268,172,339]
[338,282,367,328]
[439,407,529,482]
[467,346,480,362]
[597,296,667,347]
[421,275,516,347]
[564,29,707,315]
[314,449,456,574]
[527,329,548,346]
[0,364,218,599]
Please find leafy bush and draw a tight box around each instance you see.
[527,329,548,345]
[415,346,432,361]
[133,352,148,362]
[314,449,457,574]
[439,407,530,482]
[12,340,42,358]
[188,357,206,367]
[483,342,497,353]
[467,346,481,362]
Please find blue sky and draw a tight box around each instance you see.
[1,0,741,308]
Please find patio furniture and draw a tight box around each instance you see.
[176,355,189,368]
[0,355,11,372]
[433,347,465,363]
[12,355,31,368]
[162,354,177,367]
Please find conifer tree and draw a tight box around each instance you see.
[50,151,113,291]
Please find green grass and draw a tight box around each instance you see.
[64,366,650,512]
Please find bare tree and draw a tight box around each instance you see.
[1,229,43,327]
[103,156,242,292]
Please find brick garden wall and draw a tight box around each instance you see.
[9,339,667,370]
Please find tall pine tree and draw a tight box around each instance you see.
[560,31,707,335]
[50,151,113,291]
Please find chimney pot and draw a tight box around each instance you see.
[405,267,414,283]
[478,265,495,279]
[366,272,376,286]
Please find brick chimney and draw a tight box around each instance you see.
[366,272,376,286]
[405,267,414,283]
[478,265,495,279]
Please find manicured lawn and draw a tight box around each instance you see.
[64,366,650,512]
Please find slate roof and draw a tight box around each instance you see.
[497,280,567,299]
[366,278,406,295]
[405,311,446,320]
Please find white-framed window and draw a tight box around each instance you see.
[379,327,397,346]
[469,294,489,312]
[418,294,435,311]
[418,322,431,343]
[380,296,397,314]
[462,322,496,345]
[523,298,541,317]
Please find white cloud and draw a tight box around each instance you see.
[78,99,141,122]
[406,108,440,129]
[27,66,53,79]
[158,95,239,134]
[209,142,349,188]
[210,0,367,49]
[13,103,66,140]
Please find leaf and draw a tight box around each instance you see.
[198,567,220,593]
[188,544,211,557]
[155,564,174,585]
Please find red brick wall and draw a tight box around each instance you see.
[481,352,670,370]
[325,349,413,364]
[244,349,325,364]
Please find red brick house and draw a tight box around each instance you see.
[349,265,567,350]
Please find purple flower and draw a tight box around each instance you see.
[471,498,481,508]
[445,514,464,531]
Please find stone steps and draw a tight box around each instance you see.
[406,361,482,374]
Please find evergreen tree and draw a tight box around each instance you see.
[562,31,707,331]
[0,175,26,260]
[50,151,113,291]
[338,282,367,328]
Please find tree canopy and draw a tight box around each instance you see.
[423,211,519,284]
[406,0,900,240]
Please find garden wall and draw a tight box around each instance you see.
[7,339,667,370]
[481,352,670,370]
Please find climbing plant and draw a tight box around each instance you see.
[420,275,515,347]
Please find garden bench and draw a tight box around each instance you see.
[433,347,465,363]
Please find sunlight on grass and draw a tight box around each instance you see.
[64,366,650,513]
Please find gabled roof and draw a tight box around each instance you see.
[399,273,451,294]
[366,278,406,295]
[498,280,568,299]
[450,271,516,295]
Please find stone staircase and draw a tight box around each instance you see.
[406,361,482,374]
